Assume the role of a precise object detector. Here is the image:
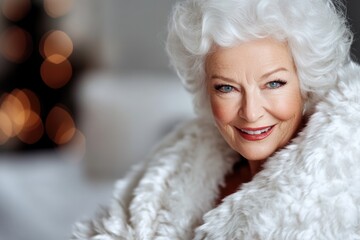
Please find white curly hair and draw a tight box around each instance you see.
[166,0,353,117]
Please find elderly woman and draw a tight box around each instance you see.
[72,0,360,239]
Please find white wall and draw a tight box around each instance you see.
[63,0,178,72]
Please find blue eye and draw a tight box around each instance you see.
[266,80,287,89]
[215,85,234,93]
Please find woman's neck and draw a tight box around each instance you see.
[216,158,266,205]
[248,159,266,177]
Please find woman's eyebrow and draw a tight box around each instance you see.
[209,74,238,84]
[260,67,288,80]
[210,67,289,83]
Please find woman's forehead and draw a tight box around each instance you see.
[206,38,295,74]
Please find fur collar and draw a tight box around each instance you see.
[72,63,360,240]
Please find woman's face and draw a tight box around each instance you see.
[206,38,304,161]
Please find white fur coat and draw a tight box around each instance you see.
[71,63,360,240]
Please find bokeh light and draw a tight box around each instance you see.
[40,30,73,64]
[17,111,44,144]
[0,26,32,63]
[46,106,76,145]
[22,89,41,115]
[12,89,31,113]
[0,110,13,144]
[1,0,31,22]
[0,89,44,145]
[13,89,43,144]
[43,0,73,18]
[40,59,72,89]
[1,93,26,137]
[0,0,77,150]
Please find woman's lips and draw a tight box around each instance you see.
[237,125,275,141]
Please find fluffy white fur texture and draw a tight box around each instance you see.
[71,63,360,239]
[72,117,238,240]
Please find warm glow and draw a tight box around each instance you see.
[12,89,30,108]
[24,109,40,130]
[1,93,26,137]
[11,89,41,125]
[0,90,44,145]
[40,59,72,89]
[22,89,41,115]
[0,110,13,144]
[0,26,32,63]
[46,106,76,145]
[2,0,31,22]
[17,110,44,144]
[44,0,73,18]
[40,30,73,63]
[47,54,67,64]
[56,125,76,145]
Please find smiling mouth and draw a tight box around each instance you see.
[237,125,275,141]
[239,126,272,135]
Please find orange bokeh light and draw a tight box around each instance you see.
[0,26,32,63]
[1,93,26,137]
[46,106,76,145]
[21,89,41,115]
[0,89,44,145]
[0,110,13,144]
[12,89,30,112]
[11,89,41,123]
[44,0,73,18]
[17,111,44,144]
[40,58,72,89]
[40,30,73,64]
[2,0,31,22]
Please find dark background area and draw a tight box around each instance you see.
[346,0,360,63]
[0,0,86,152]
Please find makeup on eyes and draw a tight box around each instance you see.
[213,78,287,94]
[214,84,235,93]
[265,79,287,89]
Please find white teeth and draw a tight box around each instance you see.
[240,127,271,135]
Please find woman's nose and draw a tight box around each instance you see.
[239,92,264,123]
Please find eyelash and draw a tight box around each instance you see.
[265,79,287,89]
[214,79,287,93]
[214,84,235,93]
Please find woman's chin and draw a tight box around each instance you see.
[236,146,275,162]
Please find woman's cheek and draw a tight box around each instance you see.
[269,93,303,121]
[210,97,236,124]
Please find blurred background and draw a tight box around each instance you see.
[0,0,358,240]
